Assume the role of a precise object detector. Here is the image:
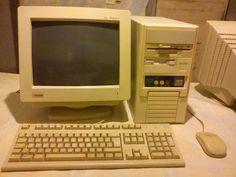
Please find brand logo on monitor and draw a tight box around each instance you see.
[33,93,44,97]
[104,16,119,20]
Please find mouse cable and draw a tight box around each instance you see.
[187,107,205,132]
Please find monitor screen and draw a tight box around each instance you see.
[32,21,119,86]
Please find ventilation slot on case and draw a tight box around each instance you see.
[146,92,179,123]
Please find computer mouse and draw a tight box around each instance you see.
[196,132,227,158]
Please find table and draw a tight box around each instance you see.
[0,72,236,177]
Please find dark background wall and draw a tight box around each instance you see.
[226,0,236,20]
[0,0,18,73]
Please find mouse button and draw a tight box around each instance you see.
[196,132,212,143]
[210,136,227,154]
[203,133,226,151]
[196,132,209,149]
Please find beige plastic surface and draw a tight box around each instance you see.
[2,123,184,171]
[18,6,130,104]
[196,21,236,105]
[129,16,198,123]
[196,132,227,158]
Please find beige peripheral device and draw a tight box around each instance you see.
[2,123,184,171]
[129,16,198,123]
[197,21,236,106]
[196,132,227,158]
[18,6,130,109]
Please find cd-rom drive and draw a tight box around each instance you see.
[129,16,198,123]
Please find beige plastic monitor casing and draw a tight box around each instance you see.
[129,16,198,123]
[18,6,130,106]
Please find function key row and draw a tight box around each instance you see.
[21,124,142,130]
[18,132,120,138]
[122,124,141,129]
[94,124,120,129]
[34,124,91,130]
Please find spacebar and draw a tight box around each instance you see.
[46,153,87,161]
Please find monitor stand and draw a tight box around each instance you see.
[48,106,112,121]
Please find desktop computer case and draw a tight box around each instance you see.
[129,16,198,123]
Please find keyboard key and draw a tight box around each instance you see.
[15,143,25,149]
[33,154,44,161]
[103,148,121,153]
[114,152,123,160]
[96,153,105,160]
[87,153,96,160]
[46,153,86,161]
[12,148,21,154]
[21,124,30,130]
[21,154,33,161]
[9,154,21,162]
[171,147,180,158]
[151,152,165,159]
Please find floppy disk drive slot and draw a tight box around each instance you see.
[145,44,192,59]
[145,58,176,66]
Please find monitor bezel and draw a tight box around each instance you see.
[18,6,130,102]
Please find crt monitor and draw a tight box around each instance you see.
[18,6,131,119]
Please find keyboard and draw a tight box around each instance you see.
[2,123,184,171]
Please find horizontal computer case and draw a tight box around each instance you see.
[129,16,198,123]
